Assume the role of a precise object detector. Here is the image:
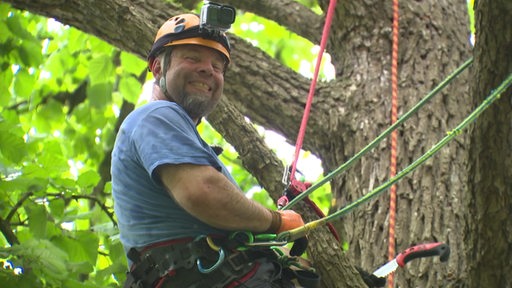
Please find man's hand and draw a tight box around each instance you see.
[277,210,304,233]
[267,210,308,256]
[266,210,304,234]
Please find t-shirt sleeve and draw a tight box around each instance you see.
[131,105,221,182]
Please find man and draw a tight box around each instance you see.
[111,12,311,287]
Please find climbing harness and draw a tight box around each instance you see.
[123,234,321,288]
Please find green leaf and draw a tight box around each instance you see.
[33,99,65,132]
[87,82,112,109]
[38,140,69,175]
[0,3,10,18]
[34,239,70,281]
[53,177,80,191]
[89,36,114,55]
[52,232,98,264]
[66,27,89,54]
[120,51,146,75]
[62,210,95,222]
[91,222,117,237]
[49,198,65,219]
[0,175,48,198]
[19,40,43,67]
[0,66,13,104]
[105,236,125,264]
[6,14,33,40]
[43,50,65,76]
[77,170,101,188]
[88,54,114,85]
[0,20,11,43]
[0,121,27,164]
[27,204,48,239]
[12,68,37,99]
[119,75,142,104]
[22,163,50,179]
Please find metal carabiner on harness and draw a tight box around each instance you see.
[196,236,226,273]
[197,247,225,273]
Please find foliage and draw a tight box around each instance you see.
[232,12,334,80]
[0,0,482,286]
[0,2,332,287]
[0,4,140,286]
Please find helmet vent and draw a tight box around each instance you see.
[175,17,185,25]
[174,24,185,33]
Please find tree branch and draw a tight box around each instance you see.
[0,216,20,246]
[47,193,117,227]
[225,0,322,44]
[6,191,34,222]
[208,97,286,198]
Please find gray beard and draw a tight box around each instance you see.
[172,92,217,120]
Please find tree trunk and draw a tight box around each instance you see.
[466,0,512,287]
[315,1,473,287]
[5,0,510,287]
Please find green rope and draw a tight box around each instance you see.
[277,72,512,242]
[282,58,474,210]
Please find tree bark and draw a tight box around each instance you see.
[467,0,512,287]
[5,0,511,287]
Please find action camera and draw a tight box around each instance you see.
[200,1,236,32]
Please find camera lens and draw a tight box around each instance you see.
[219,6,235,24]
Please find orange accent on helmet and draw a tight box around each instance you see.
[148,14,231,71]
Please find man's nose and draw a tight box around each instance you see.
[196,59,215,75]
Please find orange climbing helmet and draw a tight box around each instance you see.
[147,13,231,71]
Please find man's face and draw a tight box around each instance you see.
[164,45,226,120]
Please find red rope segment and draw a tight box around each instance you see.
[288,0,337,182]
[387,0,400,287]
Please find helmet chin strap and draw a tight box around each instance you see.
[158,49,174,101]
[156,48,201,124]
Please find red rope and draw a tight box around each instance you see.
[289,0,337,182]
[387,0,400,287]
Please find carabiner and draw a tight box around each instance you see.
[197,247,225,273]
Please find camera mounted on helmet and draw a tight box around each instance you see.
[200,1,236,33]
[147,1,236,72]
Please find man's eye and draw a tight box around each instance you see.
[212,63,224,72]
[185,55,200,62]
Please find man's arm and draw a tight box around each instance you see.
[156,163,274,232]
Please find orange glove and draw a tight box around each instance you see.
[268,210,308,256]
[266,209,304,234]
[277,210,304,233]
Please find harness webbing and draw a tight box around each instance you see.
[387,0,400,286]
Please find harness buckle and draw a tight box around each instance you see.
[226,250,250,271]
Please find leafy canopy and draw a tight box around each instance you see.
[0,2,331,287]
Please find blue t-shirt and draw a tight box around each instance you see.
[111,101,236,255]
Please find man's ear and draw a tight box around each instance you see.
[151,58,162,79]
